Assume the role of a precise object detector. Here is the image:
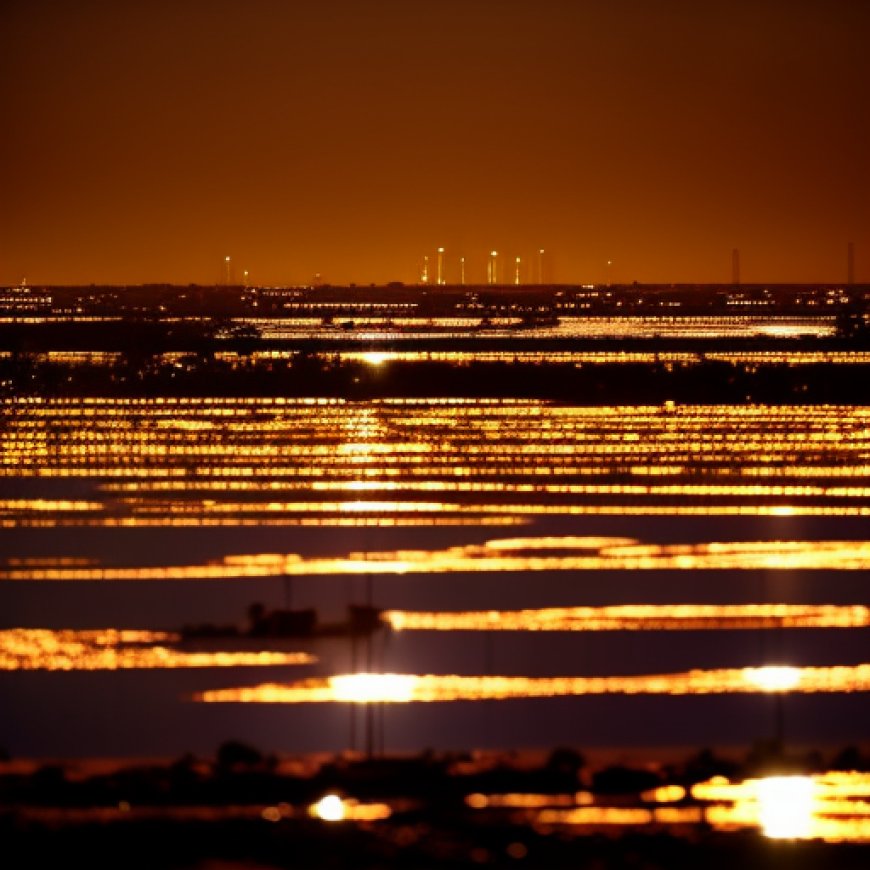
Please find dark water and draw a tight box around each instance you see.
[1,397,868,758]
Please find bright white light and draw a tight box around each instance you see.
[329,673,417,702]
[313,794,346,822]
[756,776,815,839]
[361,352,388,366]
[745,666,803,692]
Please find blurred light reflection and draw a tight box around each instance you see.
[0,629,315,671]
[384,603,870,632]
[6,537,870,581]
[195,665,870,704]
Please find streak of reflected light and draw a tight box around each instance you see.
[384,603,870,632]
[0,629,315,671]
[6,537,870,581]
[194,664,870,704]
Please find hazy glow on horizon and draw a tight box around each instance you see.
[2,2,868,284]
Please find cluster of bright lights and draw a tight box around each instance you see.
[479,772,870,842]
[692,772,870,841]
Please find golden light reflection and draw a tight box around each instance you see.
[464,792,587,809]
[641,785,687,803]
[5,399,870,527]
[468,772,870,842]
[329,673,417,703]
[693,772,870,842]
[195,664,870,704]
[7,537,870,581]
[308,793,392,822]
[338,350,870,366]
[311,794,345,821]
[384,603,870,632]
[536,806,696,826]
[743,666,803,692]
[2,314,836,341]
[755,776,815,838]
[0,629,315,671]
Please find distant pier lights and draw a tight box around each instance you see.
[488,251,498,285]
[416,246,546,285]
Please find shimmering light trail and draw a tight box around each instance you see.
[4,399,870,526]
[195,664,870,704]
[0,629,315,671]
[384,603,870,632]
[5,536,870,582]
[0,314,837,341]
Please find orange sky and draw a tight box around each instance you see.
[1,0,868,286]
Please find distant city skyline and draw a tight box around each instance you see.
[2,1,868,286]
[4,242,865,288]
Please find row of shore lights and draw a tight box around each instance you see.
[421,249,546,286]
[221,251,547,288]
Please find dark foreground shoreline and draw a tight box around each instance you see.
[4,742,869,869]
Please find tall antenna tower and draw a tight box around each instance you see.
[420,256,429,284]
[224,255,232,286]
[514,256,521,286]
[538,249,545,285]
[437,247,445,285]
[488,251,498,285]
[460,257,466,286]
